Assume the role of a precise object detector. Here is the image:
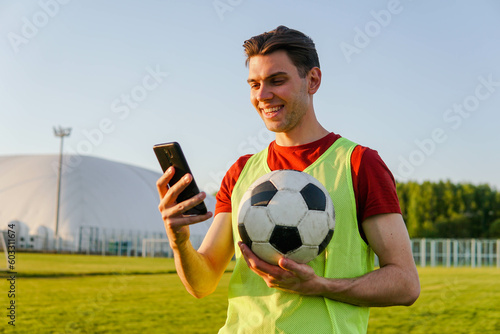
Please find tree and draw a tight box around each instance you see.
[489,219,500,238]
[395,180,499,238]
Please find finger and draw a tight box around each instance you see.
[167,173,193,203]
[165,211,213,229]
[178,192,208,216]
[238,242,265,274]
[238,246,294,290]
[239,242,270,269]
[160,188,207,218]
[156,166,175,199]
[278,258,315,281]
[278,257,298,272]
[159,192,212,221]
[239,242,288,277]
[157,173,193,212]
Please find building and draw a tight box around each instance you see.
[0,155,215,255]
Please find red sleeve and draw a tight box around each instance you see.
[215,154,253,216]
[351,146,401,242]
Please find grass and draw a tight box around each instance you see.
[369,267,500,333]
[5,252,177,277]
[2,252,234,277]
[0,253,499,333]
[13,273,231,334]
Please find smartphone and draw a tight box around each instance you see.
[153,142,208,215]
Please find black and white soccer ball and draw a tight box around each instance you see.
[237,170,335,265]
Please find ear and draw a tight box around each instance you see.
[307,67,322,94]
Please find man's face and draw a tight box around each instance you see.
[247,50,311,134]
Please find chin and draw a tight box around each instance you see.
[263,123,284,133]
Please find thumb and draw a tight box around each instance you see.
[279,258,314,278]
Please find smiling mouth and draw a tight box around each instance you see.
[260,105,283,118]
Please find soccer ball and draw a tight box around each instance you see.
[237,170,335,265]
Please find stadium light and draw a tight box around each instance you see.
[53,126,72,251]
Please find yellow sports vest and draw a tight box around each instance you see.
[219,137,374,334]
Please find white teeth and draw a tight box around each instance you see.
[262,106,281,113]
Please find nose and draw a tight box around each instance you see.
[255,83,273,101]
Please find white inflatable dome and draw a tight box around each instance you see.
[0,155,215,252]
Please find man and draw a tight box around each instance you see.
[157,26,420,333]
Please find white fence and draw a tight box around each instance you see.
[141,235,205,258]
[410,238,500,268]
[75,225,166,256]
[139,237,500,268]
[89,236,500,267]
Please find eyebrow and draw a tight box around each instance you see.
[247,71,288,84]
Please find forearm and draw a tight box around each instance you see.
[316,264,420,307]
[157,171,233,299]
[314,213,419,307]
[170,213,234,299]
[171,240,223,299]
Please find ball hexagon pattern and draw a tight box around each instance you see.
[237,170,335,265]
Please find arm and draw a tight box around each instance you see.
[157,167,234,299]
[315,213,420,306]
[238,213,420,307]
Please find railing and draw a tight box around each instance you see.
[410,238,500,268]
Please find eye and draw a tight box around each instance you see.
[250,83,260,89]
[272,79,285,86]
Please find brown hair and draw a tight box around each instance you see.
[243,25,320,78]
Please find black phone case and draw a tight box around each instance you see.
[153,142,208,215]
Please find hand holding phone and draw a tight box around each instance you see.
[154,142,208,215]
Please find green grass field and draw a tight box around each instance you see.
[1,253,499,333]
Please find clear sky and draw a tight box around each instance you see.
[1,0,499,193]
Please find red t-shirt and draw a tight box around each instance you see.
[215,133,401,243]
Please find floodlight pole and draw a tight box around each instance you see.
[53,126,72,251]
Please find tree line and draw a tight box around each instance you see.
[396,180,500,238]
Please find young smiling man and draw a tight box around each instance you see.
[157,26,420,333]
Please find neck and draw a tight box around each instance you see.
[275,111,329,146]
